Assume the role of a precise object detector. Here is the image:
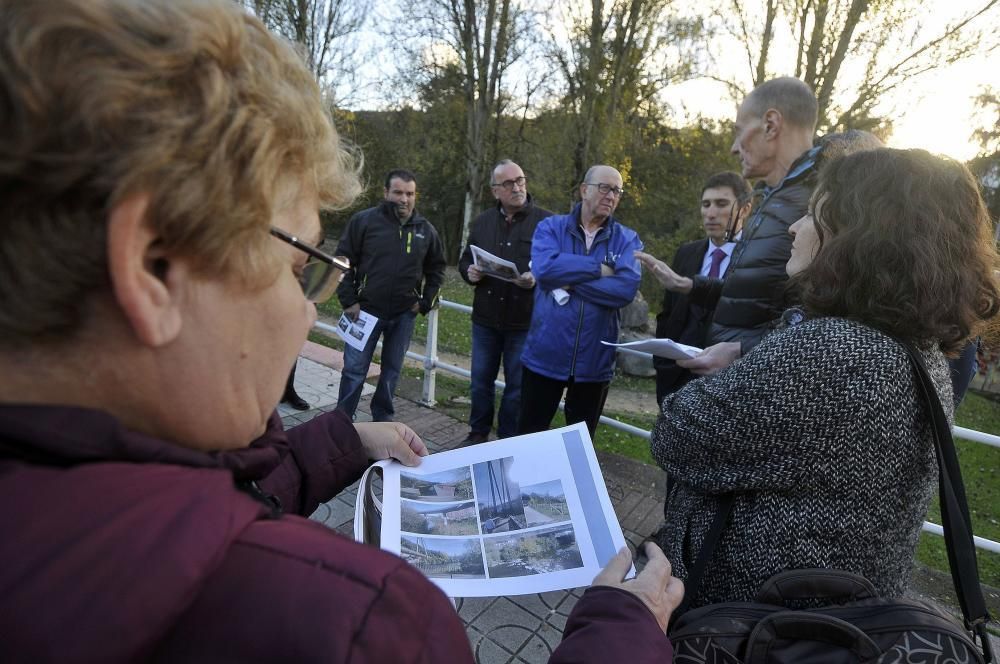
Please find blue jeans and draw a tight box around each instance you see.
[337,309,417,421]
[469,322,527,439]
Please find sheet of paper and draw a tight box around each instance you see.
[334,310,378,351]
[601,337,702,360]
[470,245,521,282]
[376,423,630,598]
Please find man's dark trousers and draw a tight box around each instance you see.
[337,309,417,421]
[654,238,711,405]
[469,322,527,439]
[517,367,609,440]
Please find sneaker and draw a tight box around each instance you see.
[462,431,490,445]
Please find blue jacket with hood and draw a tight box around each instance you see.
[521,204,643,383]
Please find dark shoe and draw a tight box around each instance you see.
[282,391,310,411]
[462,431,490,445]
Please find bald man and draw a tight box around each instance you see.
[517,165,643,438]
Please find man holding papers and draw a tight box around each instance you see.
[458,160,552,443]
[335,169,447,422]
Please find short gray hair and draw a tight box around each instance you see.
[743,77,818,132]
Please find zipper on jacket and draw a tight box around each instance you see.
[567,223,611,379]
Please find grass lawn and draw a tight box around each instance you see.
[314,268,1000,586]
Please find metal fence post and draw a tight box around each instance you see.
[421,307,439,406]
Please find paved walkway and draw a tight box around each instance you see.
[283,350,999,663]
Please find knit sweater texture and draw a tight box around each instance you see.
[652,316,952,609]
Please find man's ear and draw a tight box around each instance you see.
[738,201,753,223]
[106,193,185,347]
[763,109,782,140]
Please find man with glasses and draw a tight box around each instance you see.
[517,165,642,439]
[334,169,446,422]
[457,160,553,444]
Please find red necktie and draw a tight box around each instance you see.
[708,248,726,279]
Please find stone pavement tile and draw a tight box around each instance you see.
[535,590,567,611]
[555,592,578,616]
[508,593,558,620]
[315,497,355,530]
[465,597,539,635]
[457,596,497,623]
[309,502,331,524]
[515,633,557,664]
[468,628,515,664]
[479,624,535,656]
[543,611,567,632]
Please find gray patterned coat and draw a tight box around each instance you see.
[652,316,952,609]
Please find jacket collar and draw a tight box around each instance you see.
[496,193,536,221]
[0,404,289,481]
[569,202,615,242]
[377,199,424,227]
[763,145,821,195]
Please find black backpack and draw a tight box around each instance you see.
[668,341,995,663]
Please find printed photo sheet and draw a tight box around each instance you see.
[470,245,520,282]
[334,310,378,352]
[379,423,629,598]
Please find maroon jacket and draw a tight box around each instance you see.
[0,405,673,663]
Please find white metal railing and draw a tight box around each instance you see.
[314,298,1000,554]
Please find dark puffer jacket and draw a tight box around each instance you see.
[690,147,819,354]
[335,200,446,319]
[458,196,553,330]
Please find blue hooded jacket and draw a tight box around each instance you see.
[521,204,643,382]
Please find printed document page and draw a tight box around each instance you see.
[374,423,629,598]
[470,245,520,282]
[334,310,378,351]
[601,337,702,360]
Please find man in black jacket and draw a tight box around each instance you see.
[457,160,552,443]
[654,172,749,404]
[638,77,818,375]
[335,169,446,421]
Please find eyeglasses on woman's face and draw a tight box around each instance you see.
[269,227,350,303]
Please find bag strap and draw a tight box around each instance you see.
[898,341,994,662]
[675,491,735,616]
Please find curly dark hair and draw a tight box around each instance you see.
[796,148,999,354]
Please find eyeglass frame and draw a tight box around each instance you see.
[269,226,350,303]
[491,176,527,190]
[584,182,626,198]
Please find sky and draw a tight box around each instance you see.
[658,2,999,162]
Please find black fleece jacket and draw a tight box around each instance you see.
[335,201,446,319]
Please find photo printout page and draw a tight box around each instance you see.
[379,423,629,598]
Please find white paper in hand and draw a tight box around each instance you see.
[335,310,378,351]
[601,338,702,360]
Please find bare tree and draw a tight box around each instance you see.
[547,0,705,194]
[393,0,531,253]
[718,0,1000,131]
[244,0,369,104]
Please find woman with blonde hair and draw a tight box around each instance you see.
[0,0,681,660]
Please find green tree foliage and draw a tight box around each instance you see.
[969,88,1000,225]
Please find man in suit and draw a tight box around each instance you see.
[653,172,750,404]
